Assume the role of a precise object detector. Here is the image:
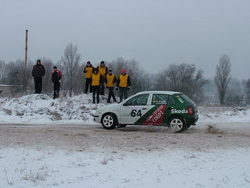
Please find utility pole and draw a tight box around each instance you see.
[23,30,28,93]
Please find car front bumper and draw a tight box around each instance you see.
[92,112,101,123]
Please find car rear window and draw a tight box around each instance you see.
[176,94,195,104]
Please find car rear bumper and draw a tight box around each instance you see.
[186,114,199,125]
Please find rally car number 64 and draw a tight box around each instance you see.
[93,91,199,133]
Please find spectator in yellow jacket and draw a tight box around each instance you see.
[83,61,93,94]
[105,70,117,103]
[91,68,101,104]
[97,61,108,95]
[116,69,131,102]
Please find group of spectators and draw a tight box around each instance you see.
[83,61,131,104]
[31,59,131,103]
[32,59,62,99]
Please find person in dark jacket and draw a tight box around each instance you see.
[91,68,101,104]
[116,69,131,102]
[32,59,45,93]
[52,66,62,99]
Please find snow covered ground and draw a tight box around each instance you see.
[0,94,250,188]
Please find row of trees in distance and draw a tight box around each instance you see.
[0,43,250,106]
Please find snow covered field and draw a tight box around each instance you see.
[0,94,250,188]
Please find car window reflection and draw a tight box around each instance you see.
[124,94,149,106]
[151,94,176,105]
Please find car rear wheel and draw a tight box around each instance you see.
[101,113,117,129]
[169,116,186,133]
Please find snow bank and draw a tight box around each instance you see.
[0,94,104,124]
[0,94,250,124]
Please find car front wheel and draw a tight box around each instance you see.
[101,113,117,129]
[169,116,186,133]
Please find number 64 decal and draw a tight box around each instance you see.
[131,109,142,117]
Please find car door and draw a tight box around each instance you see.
[119,94,150,124]
[134,94,176,126]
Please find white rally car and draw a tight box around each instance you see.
[93,91,198,132]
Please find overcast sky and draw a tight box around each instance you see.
[1,0,250,79]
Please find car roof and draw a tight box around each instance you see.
[134,91,182,95]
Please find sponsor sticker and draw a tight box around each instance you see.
[144,105,166,124]
[177,96,184,103]
[130,106,142,110]
[171,109,188,113]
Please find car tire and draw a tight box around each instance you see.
[169,116,186,133]
[101,113,117,129]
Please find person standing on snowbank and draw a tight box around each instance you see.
[83,61,93,94]
[52,66,62,99]
[116,69,131,102]
[91,68,101,104]
[97,61,108,95]
[105,69,117,103]
[32,59,45,94]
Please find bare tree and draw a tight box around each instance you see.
[108,57,127,77]
[214,55,231,105]
[108,57,152,95]
[74,63,85,94]
[61,43,81,97]
[38,58,54,95]
[5,60,26,95]
[0,60,7,83]
[154,63,207,102]
[166,64,196,94]
[225,78,244,106]
[133,71,153,93]
[202,79,218,105]
[245,79,250,104]
[151,71,167,91]
[192,69,208,103]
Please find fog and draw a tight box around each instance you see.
[0,0,250,79]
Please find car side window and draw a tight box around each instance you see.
[151,94,175,105]
[168,95,176,105]
[124,94,149,106]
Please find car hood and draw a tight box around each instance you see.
[95,103,121,114]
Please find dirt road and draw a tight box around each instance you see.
[1,121,250,153]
